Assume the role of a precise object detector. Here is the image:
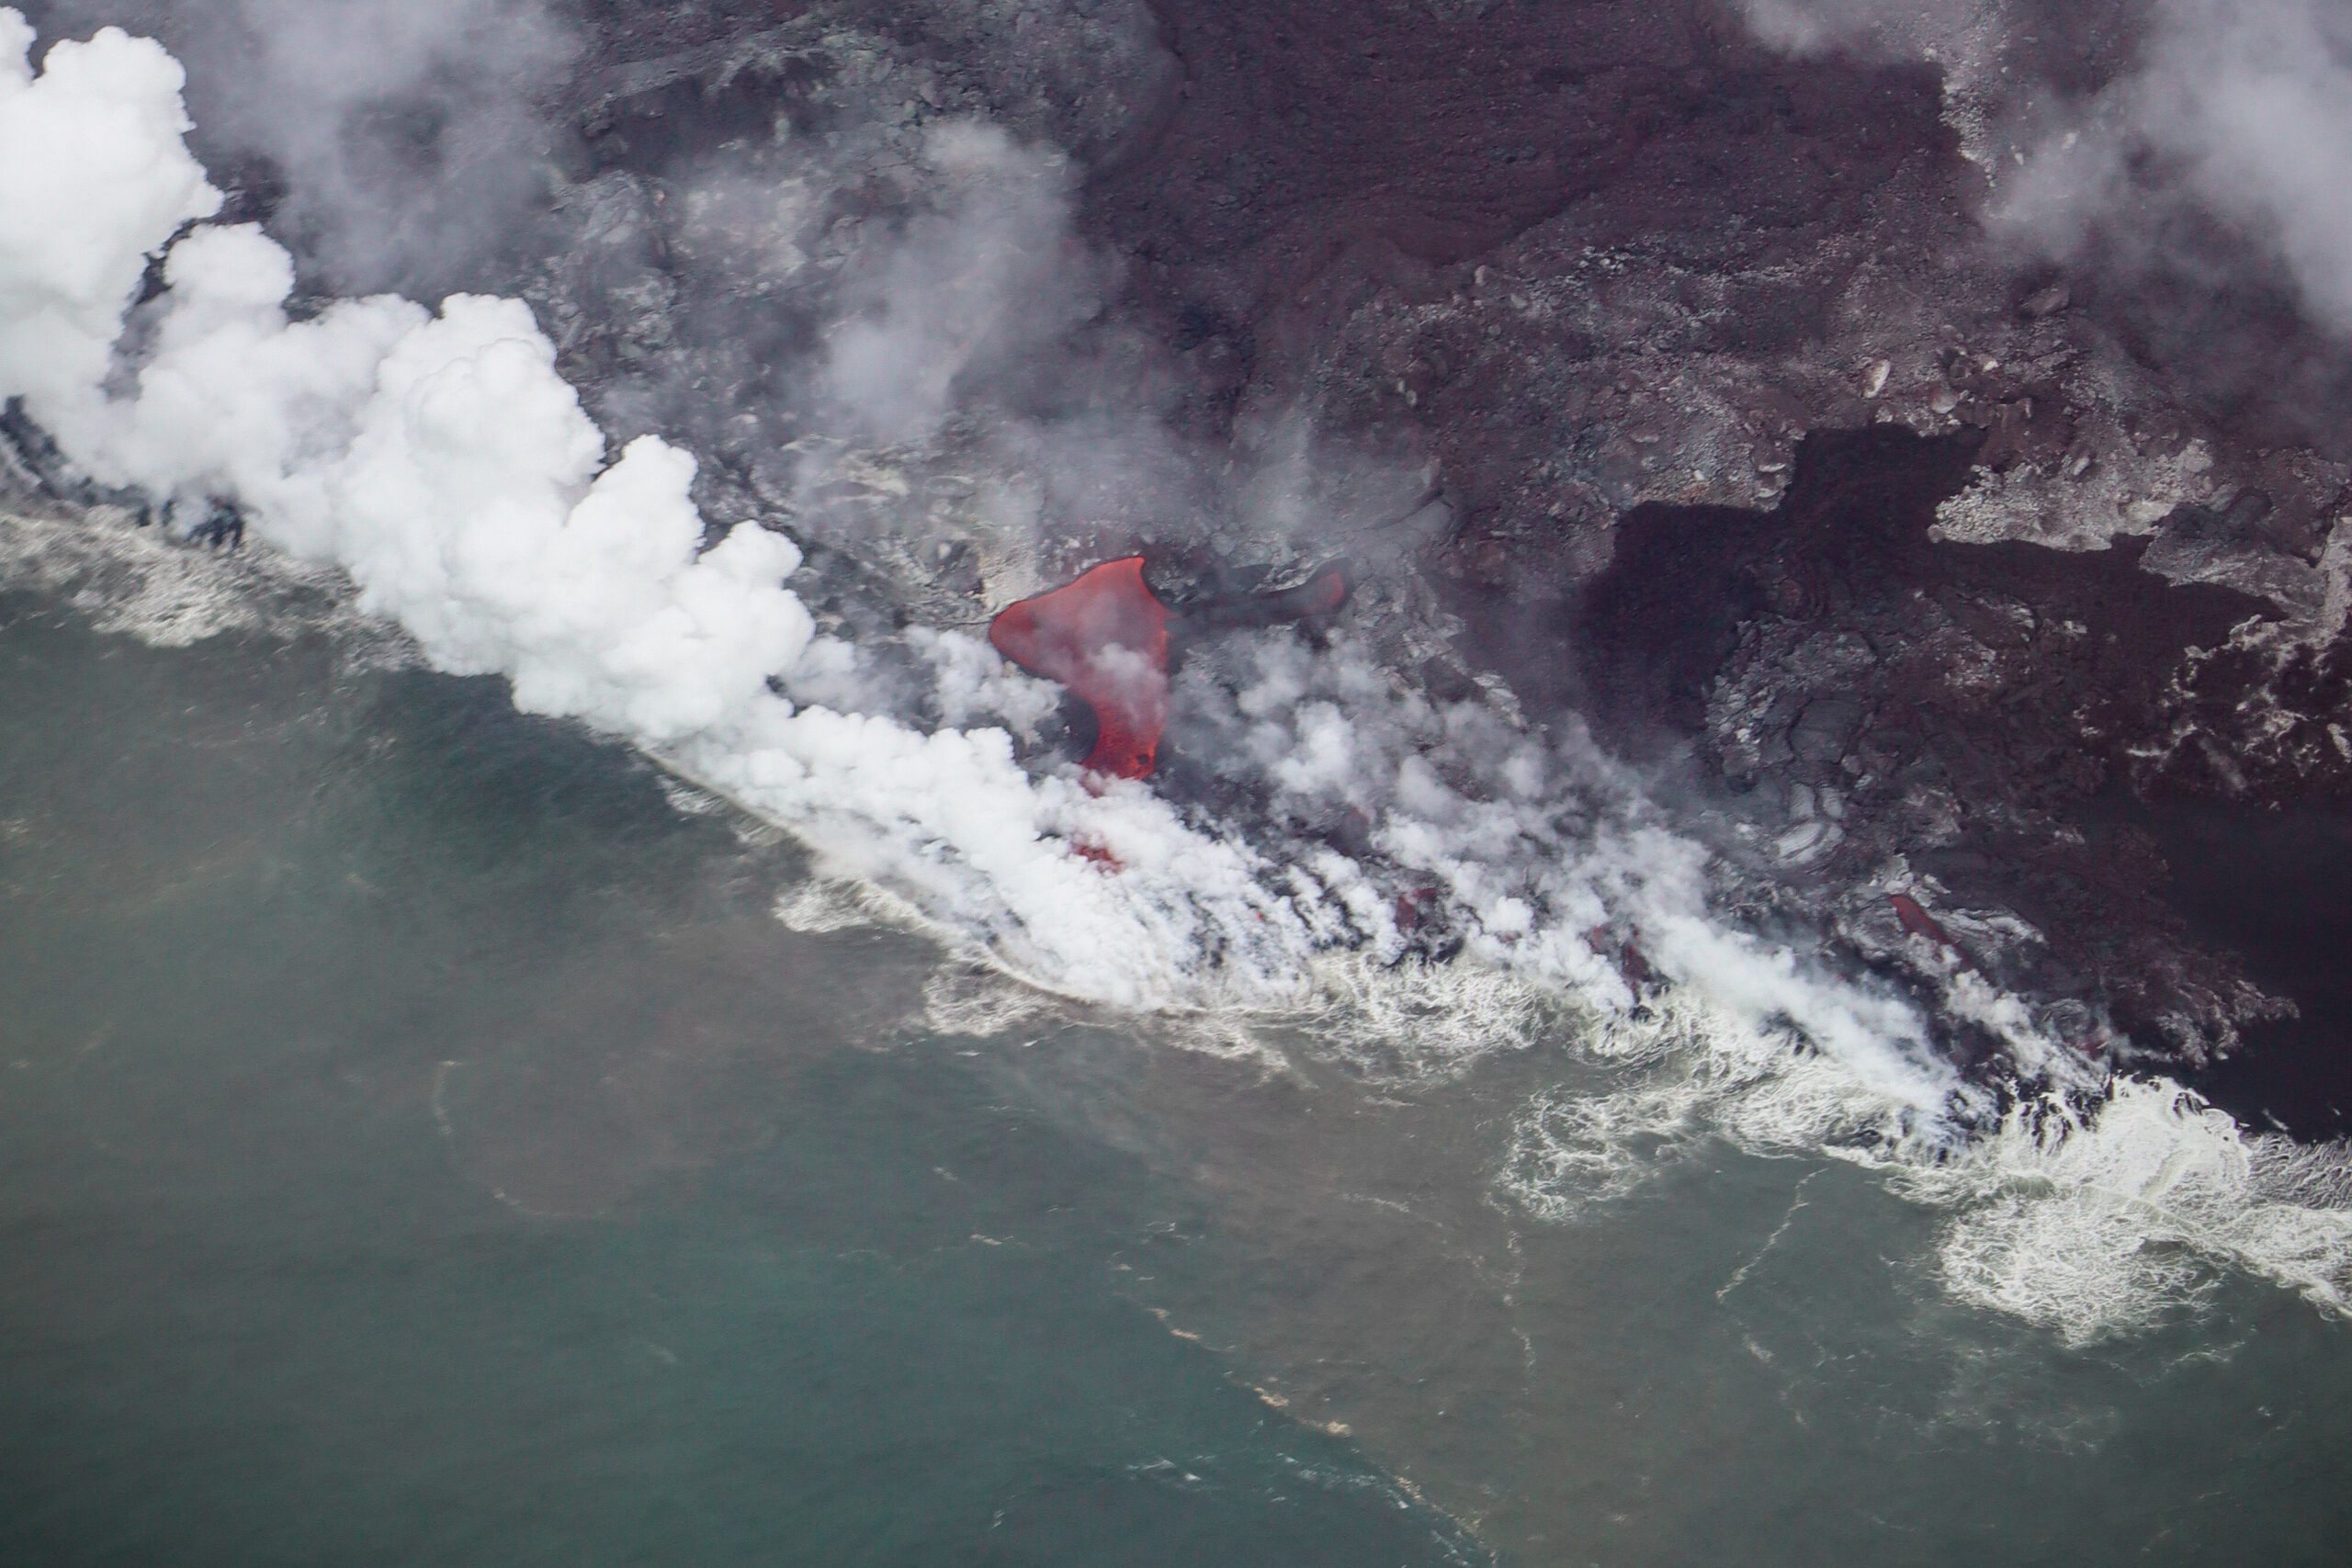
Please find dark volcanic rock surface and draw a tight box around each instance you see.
[2144,804,2352,1140]
[1069,0,2350,1081]
[1552,427,2290,1063]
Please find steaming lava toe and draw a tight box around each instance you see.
[989,557,1171,780]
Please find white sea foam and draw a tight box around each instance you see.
[1904,1079,2352,1343]
[1499,996,2352,1344]
[917,946,1573,1080]
[5,8,2350,1348]
[1501,988,1946,1222]
[0,500,380,648]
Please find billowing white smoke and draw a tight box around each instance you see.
[0,12,219,419]
[2005,0,2352,336]
[0,17,803,744]
[0,8,1313,1012]
[1728,0,2352,340]
[0,10,1974,1124]
[1173,629,1971,1111]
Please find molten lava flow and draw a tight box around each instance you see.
[989,557,1170,779]
[1889,893,1970,966]
[987,556,1355,781]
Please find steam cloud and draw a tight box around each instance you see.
[1731,0,1978,56]
[0,7,1982,1125]
[2006,0,2352,336]
[820,125,1107,443]
[1730,0,2352,340]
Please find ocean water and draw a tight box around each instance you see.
[5,579,2352,1565]
[0,593,1474,1566]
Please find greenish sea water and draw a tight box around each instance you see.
[5,584,2352,1566]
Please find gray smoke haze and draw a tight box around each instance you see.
[2005,0,2352,336]
[24,0,576,297]
[1731,0,2352,342]
[817,122,1110,445]
[214,0,576,296]
[1732,0,1990,56]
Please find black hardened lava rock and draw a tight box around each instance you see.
[1549,427,2292,1066]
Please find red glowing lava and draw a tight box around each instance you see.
[1889,893,1969,965]
[989,557,1170,779]
[988,556,1356,781]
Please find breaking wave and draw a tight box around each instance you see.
[1498,990,2352,1344]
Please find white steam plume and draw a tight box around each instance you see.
[2003,0,2352,336]
[0,10,218,416]
[0,8,1975,1109]
[1728,0,2352,341]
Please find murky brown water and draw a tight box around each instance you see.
[6,583,2351,1566]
